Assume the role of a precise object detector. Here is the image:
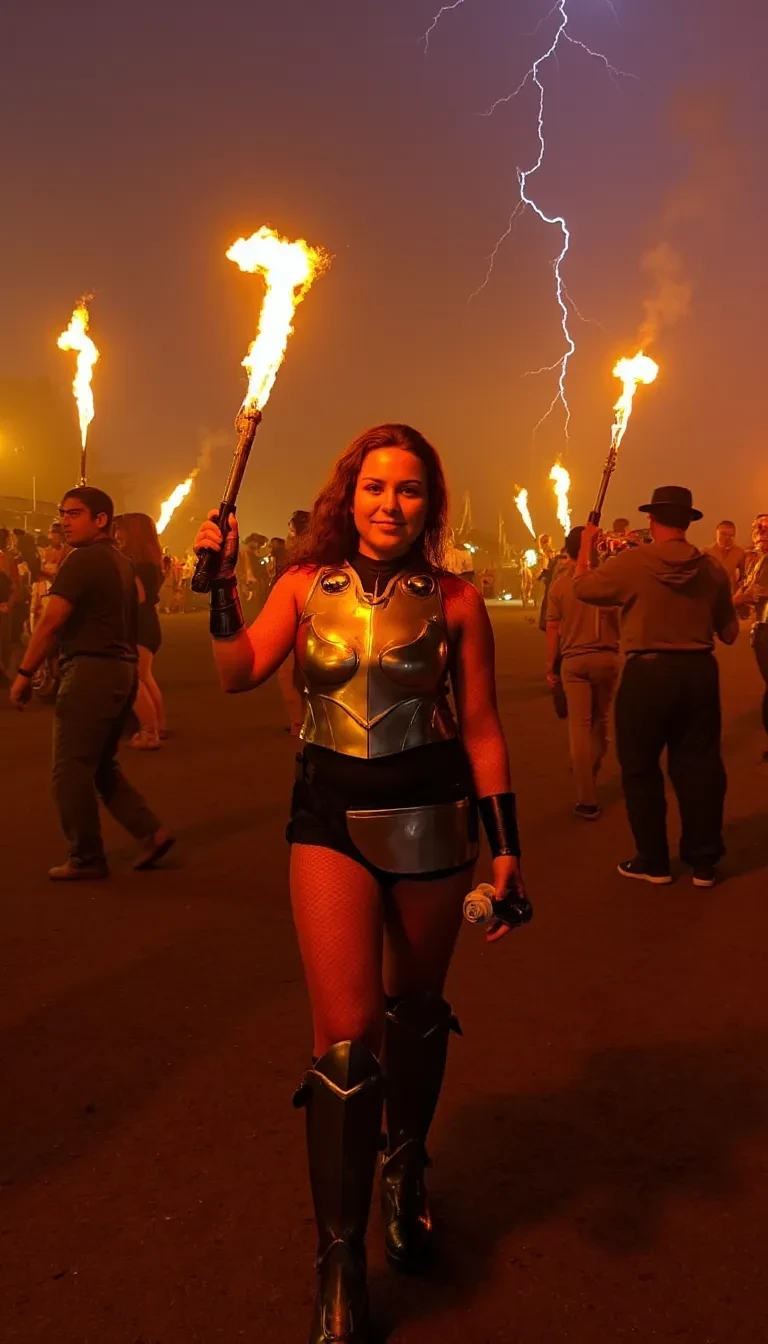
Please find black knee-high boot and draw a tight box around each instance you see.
[381,993,460,1272]
[294,1041,384,1343]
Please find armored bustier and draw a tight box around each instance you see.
[295,564,457,759]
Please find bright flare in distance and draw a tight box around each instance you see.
[550,461,572,535]
[611,353,660,453]
[514,486,537,538]
[157,473,197,535]
[226,226,328,411]
[524,547,538,569]
[57,301,99,449]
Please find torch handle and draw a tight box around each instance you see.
[589,444,618,527]
[191,408,262,595]
[191,500,235,594]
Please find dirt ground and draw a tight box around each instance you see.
[2,609,767,1343]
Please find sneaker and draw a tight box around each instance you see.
[618,857,672,886]
[692,866,717,889]
[574,803,602,821]
[128,729,161,751]
[49,859,109,881]
[133,830,176,871]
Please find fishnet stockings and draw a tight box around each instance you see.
[290,844,470,1057]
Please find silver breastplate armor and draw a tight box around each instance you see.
[295,564,457,759]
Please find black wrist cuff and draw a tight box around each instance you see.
[16,667,34,679]
[210,577,244,639]
[478,793,521,858]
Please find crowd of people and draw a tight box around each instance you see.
[4,426,768,1344]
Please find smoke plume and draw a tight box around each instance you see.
[638,88,738,349]
[638,242,692,348]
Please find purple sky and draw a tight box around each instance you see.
[1,0,766,545]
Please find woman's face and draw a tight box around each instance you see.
[113,525,126,550]
[353,448,428,560]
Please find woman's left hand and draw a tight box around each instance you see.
[485,855,532,945]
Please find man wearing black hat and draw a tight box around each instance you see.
[574,487,739,888]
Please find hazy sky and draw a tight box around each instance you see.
[1,0,766,545]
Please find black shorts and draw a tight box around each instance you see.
[287,739,477,886]
[137,605,162,655]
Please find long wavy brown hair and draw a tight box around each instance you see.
[113,512,164,575]
[291,424,449,569]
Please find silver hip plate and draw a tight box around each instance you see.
[345,798,478,876]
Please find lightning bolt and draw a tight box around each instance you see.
[421,0,633,444]
[420,1,467,54]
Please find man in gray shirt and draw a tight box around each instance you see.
[574,486,738,889]
[10,486,173,880]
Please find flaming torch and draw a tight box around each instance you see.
[57,299,99,484]
[192,226,328,593]
[514,487,536,539]
[550,461,572,536]
[157,474,197,536]
[589,351,659,524]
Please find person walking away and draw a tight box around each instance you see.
[546,526,621,819]
[8,529,36,650]
[13,529,42,636]
[159,550,174,612]
[0,528,20,683]
[114,512,167,749]
[734,512,768,762]
[519,550,535,608]
[574,486,738,888]
[705,519,746,594]
[537,533,567,630]
[9,487,173,880]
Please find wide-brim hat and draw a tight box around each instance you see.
[638,486,702,522]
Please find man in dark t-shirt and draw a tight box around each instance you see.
[10,486,173,880]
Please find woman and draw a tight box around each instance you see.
[194,424,530,1344]
[113,512,167,749]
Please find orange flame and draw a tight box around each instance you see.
[57,300,99,449]
[157,472,197,536]
[611,352,659,453]
[226,226,328,411]
[550,461,572,534]
[514,487,536,538]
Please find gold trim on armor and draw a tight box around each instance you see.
[345,799,478,875]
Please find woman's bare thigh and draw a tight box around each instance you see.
[383,867,473,1001]
[290,843,385,1056]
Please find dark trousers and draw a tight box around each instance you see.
[752,624,768,736]
[53,658,161,864]
[615,652,726,869]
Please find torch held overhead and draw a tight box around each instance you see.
[192,227,328,594]
[589,351,660,525]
